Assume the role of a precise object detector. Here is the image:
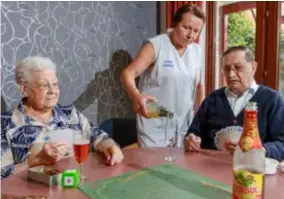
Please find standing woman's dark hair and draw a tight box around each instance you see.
[172,4,206,27]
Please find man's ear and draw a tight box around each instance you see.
[252,61,258,75]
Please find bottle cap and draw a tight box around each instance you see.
[168,112,174,119]
[246,102,257,111]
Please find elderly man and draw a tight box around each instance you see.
[184,46,284,161]
[1,56,124,179]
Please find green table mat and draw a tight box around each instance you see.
[78,164,232,199]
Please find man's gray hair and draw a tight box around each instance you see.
[15,56,56,85]
[222,46,255,63]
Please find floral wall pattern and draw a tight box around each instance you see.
[1,1,157,124]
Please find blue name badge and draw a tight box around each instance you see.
[162,60,174,67]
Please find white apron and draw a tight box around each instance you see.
[137,33,202,147]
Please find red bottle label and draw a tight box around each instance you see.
[239,111,262,152]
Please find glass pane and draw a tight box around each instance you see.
[279,3,284,99]
[219,2,257,87]
[225,8,256,55]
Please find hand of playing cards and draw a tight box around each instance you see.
[214,126,243,152]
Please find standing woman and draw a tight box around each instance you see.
[121,4,206,147]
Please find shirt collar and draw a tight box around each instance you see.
[18,98,32,124]
[16,98,67,127]
[225,79,259,98]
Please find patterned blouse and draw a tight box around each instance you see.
[1,99,109,179]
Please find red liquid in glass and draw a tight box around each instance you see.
[73,141,89,164]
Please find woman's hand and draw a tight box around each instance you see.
[55,142,70,160]
[132,95,156,118]
[28,142,69,167]
[102,144,124,166]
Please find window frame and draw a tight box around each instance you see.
[207,1,282,90]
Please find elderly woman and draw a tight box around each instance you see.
[1,56,124,179]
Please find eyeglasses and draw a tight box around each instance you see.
[222,65,244,74]
[28,82,59,91]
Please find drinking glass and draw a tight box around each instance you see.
[73,131,90,181]
[164,117,178,161]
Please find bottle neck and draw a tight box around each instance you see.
[239,110,263,152]
[158,108,173,119]
[243,110,259,137]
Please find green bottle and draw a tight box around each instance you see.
[146,101,173,119]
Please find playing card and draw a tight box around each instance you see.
[48,129,75,144]
[48,129,76,156]
[215,126,243,151]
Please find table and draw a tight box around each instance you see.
[2,148,284,198]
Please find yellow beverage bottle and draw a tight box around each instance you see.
[146,101,173,119]
[232,102,265,199]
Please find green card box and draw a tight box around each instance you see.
[61,169,80,188]
[27,166,61,185]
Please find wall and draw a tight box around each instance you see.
[1,1,157,124]
[159,2,167,34]
[200,2,206,91]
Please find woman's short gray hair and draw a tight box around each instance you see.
[15,56,56,85]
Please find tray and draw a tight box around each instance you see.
[27,166,62,185]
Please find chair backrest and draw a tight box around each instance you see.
[99,118,113,137]
[99,118,137,148]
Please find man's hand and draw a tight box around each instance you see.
[224,141,237,156]
[102,144,124,166]
[184,133,201,152]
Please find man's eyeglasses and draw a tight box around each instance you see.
[222,65,244,73]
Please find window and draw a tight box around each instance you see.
[279,3,284,98]
[220,2,256,87]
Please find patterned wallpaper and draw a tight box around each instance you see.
[1,1,157,124]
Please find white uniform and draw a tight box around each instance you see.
[137,33,203,147]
